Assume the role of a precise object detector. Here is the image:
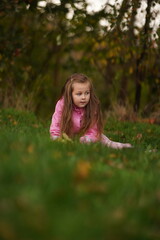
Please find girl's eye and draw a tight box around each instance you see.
[77,93,81,96]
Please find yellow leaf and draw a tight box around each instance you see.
[129,67,133,74]
[147,129,152,133]
[111,207,125,221]
[27,145,34,153]
[13,121,18,125]
[53,151,62,158]
[109,153,117,158]
[75,161,91,180]
[135,133,142,140]
[32,124,39,128]
[0,221,16,239]
[62,133,73,142]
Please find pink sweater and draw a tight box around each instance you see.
[50,98,132,149]
[50,98,98,143]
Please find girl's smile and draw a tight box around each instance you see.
[72,82,90,108]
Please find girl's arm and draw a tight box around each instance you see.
[101,134,132,149]
[80,125,132,149]
[49,98,64,139]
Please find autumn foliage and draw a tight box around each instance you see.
[0,0,160,120]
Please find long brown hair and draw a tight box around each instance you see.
[60,73,103,138]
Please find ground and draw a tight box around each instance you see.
[0,108,160,240]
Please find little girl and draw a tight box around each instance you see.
[50,73,132,149]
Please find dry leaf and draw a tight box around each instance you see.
[75,161,91,180]
[135,133,142,140]
[27,145,34,153]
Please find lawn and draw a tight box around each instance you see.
[0,108,160,240]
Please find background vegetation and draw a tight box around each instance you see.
[0,0,160,120]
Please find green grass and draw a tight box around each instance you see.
[0,108,160,240]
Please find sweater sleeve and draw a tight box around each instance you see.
[101,134,132,149]
[80,125,132,149]
[50,98,64,138]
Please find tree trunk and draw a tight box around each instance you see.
[118,71,128,105]
[116,0,131,104]
[118,0,141,105]
[134,0,152,111]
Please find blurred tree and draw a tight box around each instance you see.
[0,0,90,116]
[134,0,153,111]
[0,0,160,118]
[118,0,140,105]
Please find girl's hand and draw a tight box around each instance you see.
[118,143,133,149]
[120,143,133,149]
[51,136,59,140]
[109,142,133,149]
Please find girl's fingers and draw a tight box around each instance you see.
[112,143,133,149]
[124,143,133,148]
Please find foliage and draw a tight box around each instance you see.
[0,108,160,240]
[0,0,160,117]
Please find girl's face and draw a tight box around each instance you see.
[72,82,90,108]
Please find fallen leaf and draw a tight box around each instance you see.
[75,161,91,180]
[135,133,142,140]
[27,145,34,153]
[13,121,18,125]
[109,153,117,158]
[111,207,125,221]
[62,133,73,142]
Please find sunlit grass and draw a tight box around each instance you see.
[0,108,160,240]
